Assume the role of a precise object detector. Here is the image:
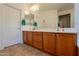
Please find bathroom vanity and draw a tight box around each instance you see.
[22,29,77,56]
[22,3,78,56]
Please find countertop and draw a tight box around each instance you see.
[22,28,77,34]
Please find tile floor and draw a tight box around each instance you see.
[0,44,50,56]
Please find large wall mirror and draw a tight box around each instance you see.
[22,3,74,29]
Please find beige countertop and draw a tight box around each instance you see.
[21,28,77,34]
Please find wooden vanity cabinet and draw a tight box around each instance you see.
[56,33,77,56]
[43,32,56,55]
[23,31,77,56]
[23,31,27,44]
[32,32,43,49]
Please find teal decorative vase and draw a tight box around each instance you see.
[21,19,26,26]
[32,21,38,30]
[33,21,37,27]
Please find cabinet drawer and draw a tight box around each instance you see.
[33,36,42,42]
[43,32,55,36]
[32,32,42,36]
[33,41,42,49]
[57,34,76,38]
[33,32,42,42]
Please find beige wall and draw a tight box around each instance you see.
[34,10,58,29]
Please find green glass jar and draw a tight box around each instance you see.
[21,19,26,26]
[32,21,38,30]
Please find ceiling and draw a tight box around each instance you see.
[7,3,74,11]
[38,3,74,11]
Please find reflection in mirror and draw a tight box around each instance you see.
[24,13,34,25]
[58,14,71,28]
[25,13,34,20]
[22,3,74,29]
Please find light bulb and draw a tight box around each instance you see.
[25,11,30,15]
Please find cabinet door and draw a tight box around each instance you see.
[27,32,33,45]
[43,32,56,54]
[56,33,77,56]
[23,31,27,44]
[78,48,79,56]
[32,32,42,49]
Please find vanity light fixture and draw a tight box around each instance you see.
[30,4,39,12]
[25,4,39,15]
